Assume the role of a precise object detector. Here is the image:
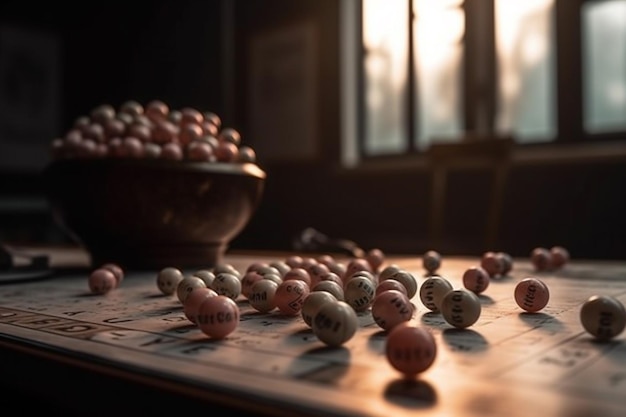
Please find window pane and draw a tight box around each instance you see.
[495,0,556,142]
[413,0,464,150]
[363,0,409,155]
[582,0,626,133]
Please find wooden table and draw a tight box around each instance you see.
[1,248,625,416]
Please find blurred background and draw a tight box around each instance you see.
[0,0,625,260]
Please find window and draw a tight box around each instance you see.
[341,0,626,163]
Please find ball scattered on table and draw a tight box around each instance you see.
[183,287,218,324]
[312,280,345,301]
[157,267,184,295]
[210,272,242,301]
[302,291,337,327]
[514,277,550,313]
[385,322,437,377]
[419,275,453,313]
[531,247,552,272]
[365,248,385,273]
[88,268,117,295]
[441,289,482,328]
[371,289,413,332]
[422,250,442,274]
[312,301,359,347]
[462,266,490,295]
[382,270,418,299]
[197,295,240,339]
[274,279,310,316]
[100,263,124,286]
[344,275,376,312]
[550,246,570,270]
[177,275,207,304]
[480,251,503,278]
[496,252,513,275]
[248,279,279,313]
[192,270,216,288]
[376,278,408,297]
[580,295,626,341]
[241,270,264,299]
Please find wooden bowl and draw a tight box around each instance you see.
[42,158,266,269]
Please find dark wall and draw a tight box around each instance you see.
[0,0,625,261]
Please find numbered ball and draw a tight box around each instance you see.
[197,295,240,339]
[480,251,503,277]
[248,279,279,313]
[462,266,490,294]
[312,280,345,301]
[192,270,216,288]
[514,277,550,313]
[580,295,626,341]
[366,248,385,272]
[371,289,413,331]
[177,275,207,304]
[89,268,117,295]
[496,252,513,275]
[210,272,242,301]
[550,246,570,269]
[441,289,482,329]
[383,270,418,299]
[344,276,376,312]
[157,267,184,295]
[302,291,337,327]
[419,276,453,312]
[275,279,310,315]
[531,247,552,271]
[422,250,442,274]
[100,263,124,286]
[379,264,402,282]
[376,279,408,297]
[241,271,264,299]
[183,287,218,324]
[312,301,358,347]
[386,323,437,376]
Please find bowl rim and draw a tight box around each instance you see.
[43,158,266,179]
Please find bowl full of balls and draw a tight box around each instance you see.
[43,100,266,270]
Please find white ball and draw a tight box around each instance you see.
[157,267,184,295]
[580,295,626,341]
[344,276,376,312]
[211,272,242,301]
[248,279,279,313]
[312,301,358,347]
[441,289,481,329]
[177,275,207,304]
[419,276,453,312]
[302,291,337,327]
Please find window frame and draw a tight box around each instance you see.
[350,0,626,165]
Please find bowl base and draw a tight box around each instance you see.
[88,243,227,271]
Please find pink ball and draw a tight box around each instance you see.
[184,287,218,324]
[197,295,240,339]
[375,279,408,297]
[283,268,311,287]
[514,277,550,313]
[386,323,437,377]
[241,271,264,299]
[371,290,413,331]
[462,266,490,294]
[100,263,124,286]
[88,268,117,295]
[480,251,503,277]
[274,279,310,315]
[531,247,552,271]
